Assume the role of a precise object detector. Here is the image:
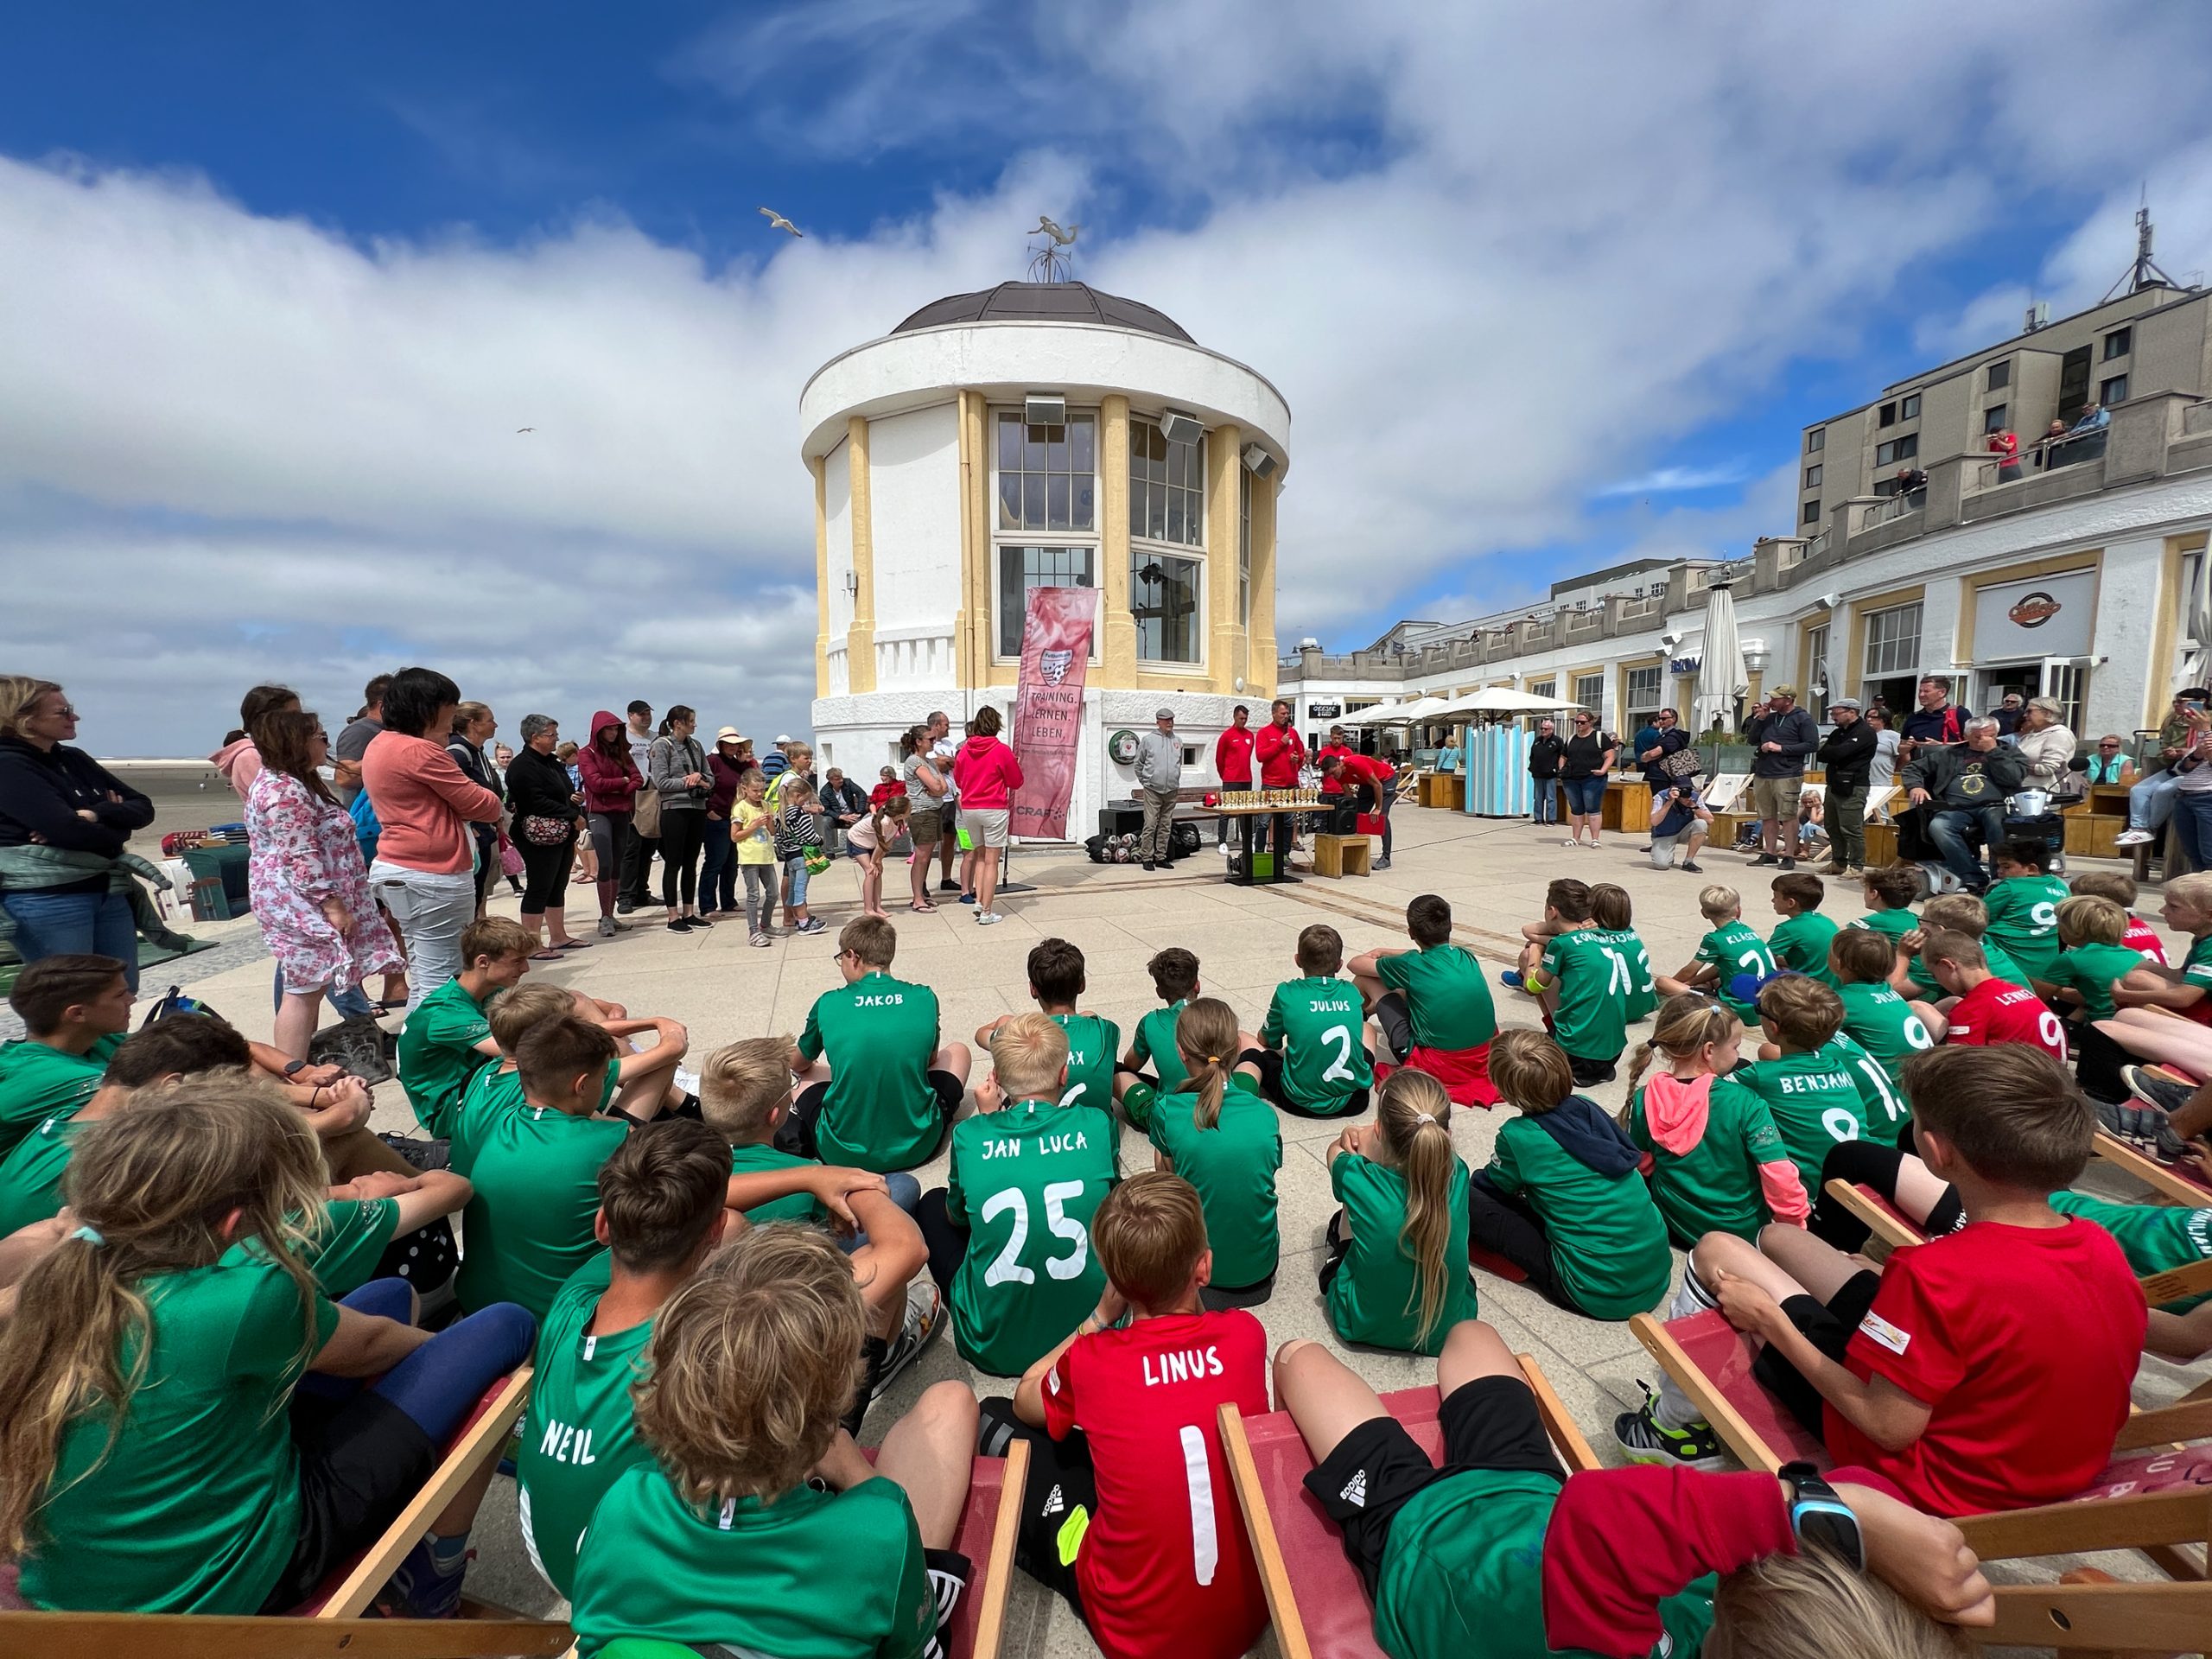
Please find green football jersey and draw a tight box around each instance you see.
[1376,943,1498,1050]
[2050,1192,2212,1313]
[0,1106,87,1236]
[1325,1150,1474,1357]
[1695,921,1777,1018]
[1909,937,2031,996]
[2042,942,2152,1021]
[301,1196,404,1298]
[1539,928,1628,1062]
[1051,1011,1122,1114]
[1260,975,1375,1114]
[1128,1001,1192,1090]
[944,1096,1118,1376]
[19,1242,339,1613]
[517,1252,657,1600]
[397,976,496,1137]
[728,1142,825,1223]
[798,971,948,1173]
[1828,1033,1909,1144]
[1626,1074,1796,1246]
[1483,1115,1671,1319]
[2186,933,2212,994]
[1836,981,1936,1096]
[1147,1074,1281,1289]
[1982,874,2070,982]
[452,1101,630,1322]
[1607,927,1660,1021]
[1732,1046,1867,1189]
[0,1032,120,1156]
[570,1465,935,1659]
[1768,912,1840,988]
[1848,906,1919,943]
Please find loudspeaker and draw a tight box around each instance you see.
[1160,409,1205,445]
[1097,800,1145,838]
[1242,442,1278,480]
[1024,393,1067,425]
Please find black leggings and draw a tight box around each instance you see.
[1374,992,1414,1064]
[1807,1135,1963,1251]
[658,810,705,907]
[518,834,573,914]
[1465,1174,1572,1311]
[918,1187,967,1294]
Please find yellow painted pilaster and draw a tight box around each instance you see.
[955,391,983,689]
[845,415,877,695]
[1205,423,1242,693]
[811,455,830,699]
[1249,468,1279,699]
[1101,395,1135,682]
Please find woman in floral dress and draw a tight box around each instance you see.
[246,709,402,1061]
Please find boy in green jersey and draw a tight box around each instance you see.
[785,916,973,1173]
[0,955,133,1155]
[456,982,692,1148]
[1353,893,1501,1103]
[975,937,1122,1113]
[1257,924,1376,1116]
[1114,946,1203,1129]
[1896,891,2034,1003]
[1766,873,1840,988]
[2033,896,2165,1101]
[1515,879,1625,1085]
[919,1014,1118,1375]
[2050,1188,2212,1361]
[1468,1032,1671,1319]
[1145,998,1281,1302]
[1322,1070,1474,1356]
[1850,863,1923,951]
[518,1119,733,1599]
[1733,976,1869,1189]
[1588,883,1660,1021]
[569,1225,981,1659]
[1275,1324,1996,1659]
[397,916,535,1137]
[1830,929,1943,1109]
[1658,883,1776,1021]
[1982,836,2071,982]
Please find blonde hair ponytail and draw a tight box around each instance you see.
[1627,993,1742,1096]
[1376,1070,1455,1346]
[1176,998,1242,1131]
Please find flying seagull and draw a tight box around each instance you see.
[1032,215,1080,246]
[516,427,535,434]
[759,207,804,238]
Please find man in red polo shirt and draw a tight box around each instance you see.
[1320,752,1400,871]
[1926,928,2066,1063]
[1253,699,1306,855]
[1212,703,1255,856]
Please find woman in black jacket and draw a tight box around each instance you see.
[506,713,590,955]
[447,701,503,918]
[0,677,156,984]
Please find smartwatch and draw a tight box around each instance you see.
[283,1058,308,1077]
[1779,1462,1865,1572]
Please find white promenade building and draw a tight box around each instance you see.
[802,282,1290,839]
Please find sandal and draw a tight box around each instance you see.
[555,938,593,950]
[528,948,563,961]
[909,901,938,913]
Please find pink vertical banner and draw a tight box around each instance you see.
[1008,585,1099,840]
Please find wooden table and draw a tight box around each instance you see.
[1200,802,1321,887]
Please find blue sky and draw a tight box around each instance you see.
[7,2,2212,752]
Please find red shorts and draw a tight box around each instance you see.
[1376,1043,1499,1108]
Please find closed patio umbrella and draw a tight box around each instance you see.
[1694,582,1747,734]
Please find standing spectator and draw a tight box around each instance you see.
[1866,706,1901,821]
[926,711,964,896]
[362,666,504,1009]
[492,742,515,791]
[446,702,503,920]
[578,710,643,938]
[1744,684,1818,869]
[1987,426,2021,483]
[618,700,658,913]
[1900,718,2025,893]
[773,776,828,935]
[0,678,156,986]
[1135,708,1183,871]
[1991,691,2026,737]
[699,727,750,919]
[1634,707,1688,797]
[819,766,868,855]
[2164,713,2212,872]
[648,706,710,933]
[331,673,391,806]
[507,714,589,957]
[208,684,300,801]
[758,738,790,781]
[1214,702,1255,853]
[953,706,1023,926]
[1815,696,1875,878]
[1527,717,1564,825]
[1555,711,1615,849]
[901,725,950,912]
[1899,675,1970,758]
[245,709,402,1059]
[2012,697,2077,794]
[2115,690,2210,848]
[767,741,817,815]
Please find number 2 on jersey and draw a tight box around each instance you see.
[1319,1023,1357,1083]
[980,1180,1091,1286]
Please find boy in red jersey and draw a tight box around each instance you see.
[1924,929,2066,1063]
[978,1172,1269,1659]
[1688,1045,2143,1517]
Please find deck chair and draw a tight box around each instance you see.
[854,1435,1026,1659]
[0,1366,570,1657]
[1217,1356,1595,1659]
[2095,1128,2212,1207]
[1628,1308,2212,1649]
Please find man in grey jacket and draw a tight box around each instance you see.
[1135,707,1185,870]
[1900,717,2026,893]
[1744,684,1819,869]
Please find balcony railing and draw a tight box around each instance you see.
[1967,429,2107,491]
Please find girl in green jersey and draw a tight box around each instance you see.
[1321,1070,1474,1355]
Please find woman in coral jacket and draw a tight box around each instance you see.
[576,709,645,938]
[950,706,1024,927]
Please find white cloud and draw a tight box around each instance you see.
[7,2,2212,753]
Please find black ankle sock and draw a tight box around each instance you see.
[842,1334,890,1434]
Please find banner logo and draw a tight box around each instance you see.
[1010,588,1102,842]
[2007,591,2062,629]
[1039,649,1075,686]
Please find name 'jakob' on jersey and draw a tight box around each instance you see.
[980,1128,1095,1160]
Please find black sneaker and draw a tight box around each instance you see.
[1749,854,1777,867]
[1612,1383,1728,1471]
[1141,860,1156,871]
[938,879,960,893]
[616,899,637,915]
[1679,861,1703,873]
[1778,857,1796,871]
[689,912,713,928]
[2123,1065,2196,1117]
[872,1280,944,1400]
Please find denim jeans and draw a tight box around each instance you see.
[699,817,737,912]
[1530,778,1560,823]
[368,862,478,1012]
[2129,770,2182,832]
[834,1171,924,1255]
[2,889,138,988]
[1560,775,1608,816]
[783,855,810,908]
[2172,786,2212,871]
[1927,804,2006,890]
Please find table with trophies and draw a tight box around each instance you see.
[1204,787,1331,887]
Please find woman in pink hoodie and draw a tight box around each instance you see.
[950,705,1023,925]
[576,709,645,938]
[1619,994,1808,1249]
[207,683,300,800]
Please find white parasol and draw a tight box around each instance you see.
[1694,582,1748,732]
[1431,686,1592,719]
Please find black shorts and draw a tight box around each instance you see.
[1251,1048,1369,1121]
[1751,1268,1884,1440]
[782,1071,965,1162]
[1566,1052,1618,1087]
[259,1389,439,1612]
[1200,1268,1276,1310]
[979,1398,1096,1618]
[1304,1375,1563,1602]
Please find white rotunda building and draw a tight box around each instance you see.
[800,280,1290,840]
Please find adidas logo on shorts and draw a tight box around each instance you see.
[1338,1470,1368,1508]
[1042,1484,1065,1517]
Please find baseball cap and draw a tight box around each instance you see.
[1768,683,1797,699]
[773,734,791,744]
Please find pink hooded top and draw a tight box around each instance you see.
[952,733,1025,810]
[209,736,263,799]
[1639,1071,1809,1225]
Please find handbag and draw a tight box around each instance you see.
[633,787,663,839]
[523,814,571,846]
[1662,742,1702,780]
[499,836,524,877]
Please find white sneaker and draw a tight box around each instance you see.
[2113,829,2154,847]
[872,1278,944,1400]
[976,910,1001,925]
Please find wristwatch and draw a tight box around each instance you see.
[283,1058,308,1077]
[1778,1462,1865,1571]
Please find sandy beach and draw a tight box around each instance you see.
[99,758,257,846]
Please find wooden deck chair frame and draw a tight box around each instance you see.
[965,1437,1028,1659]
[0,1365,570,1659]
[2094,1128,2212,1208]
[1217,1354,1595,1659]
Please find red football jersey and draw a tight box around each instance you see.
[2123,914,2169,967]
[1942,976,2065,1063]
[1823,1219,2143,1515]
[1042,1309,1270,1659]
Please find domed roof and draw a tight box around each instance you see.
[892,282,1193,343]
